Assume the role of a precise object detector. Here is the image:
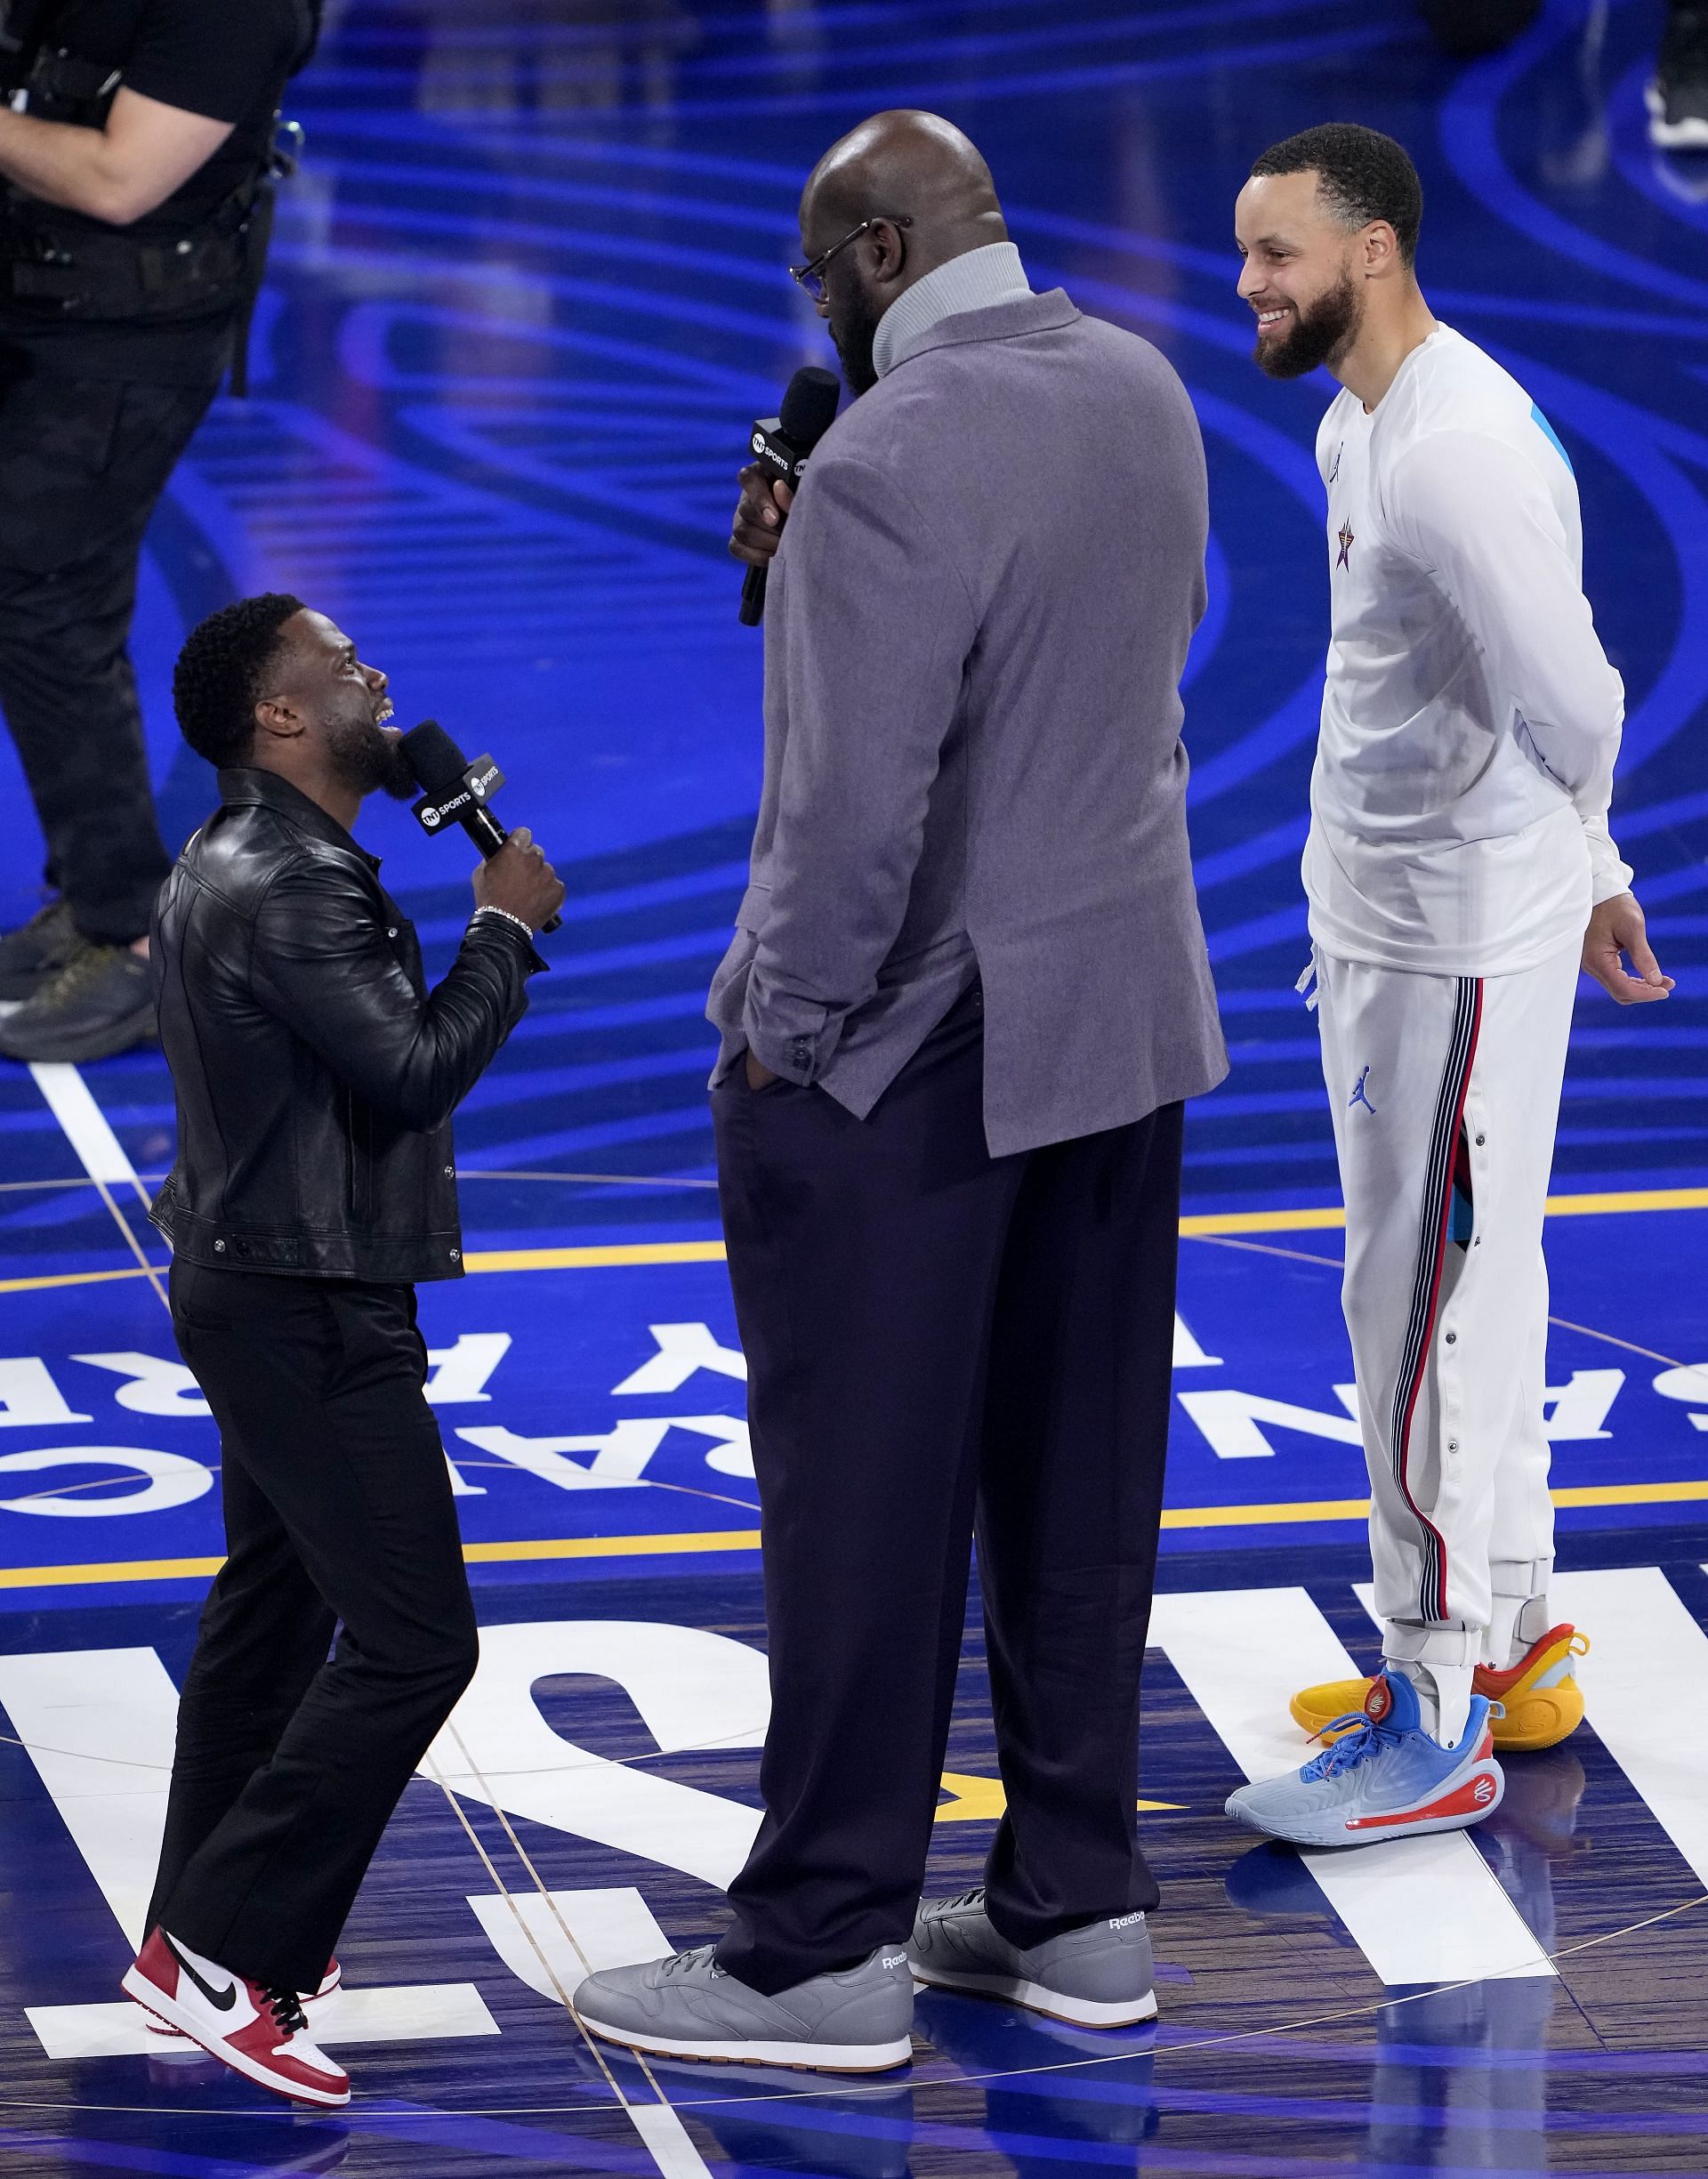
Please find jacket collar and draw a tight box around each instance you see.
[885,287,1080,372]
[216,768,383,872]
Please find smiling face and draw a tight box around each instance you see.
[1235,168,1367,380]
[262,609,414,799]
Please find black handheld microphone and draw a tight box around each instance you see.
[739,364,841,626]
[400,718,560,935]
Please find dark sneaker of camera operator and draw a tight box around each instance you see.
[0,0,318,1062]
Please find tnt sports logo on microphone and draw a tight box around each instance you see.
[751,430,766,456]
[421,806,442,829]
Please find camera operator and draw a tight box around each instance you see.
[120,593,563,2107]
[0,0,317,1063]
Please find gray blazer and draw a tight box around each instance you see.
[708,289,1228,1157]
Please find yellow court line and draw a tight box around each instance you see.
[462,1528,760,1564]
[463,1240,729,1272]
[1162,1497,1372,1530]
[1159,1479,1708,1529]
[1175,1185,1708,1239]
[1540,1186,1708,1218]
[0,1184,1702,1298]
[0,1265,158,1295]
[460,1184,1708,1271]
[0,1553,228,1590]
[1178,1207,1347,1238]
[11,1478,1708,1591]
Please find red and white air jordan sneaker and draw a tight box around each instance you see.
[123,1927,350,2106]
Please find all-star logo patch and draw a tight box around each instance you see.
[1336,519,1355,570]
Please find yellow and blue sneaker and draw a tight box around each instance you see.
[1289,1625,1589,1755]
[1226,1673,1503,1848]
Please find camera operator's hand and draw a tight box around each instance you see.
[729,465,794,567]
[473,828,565,932]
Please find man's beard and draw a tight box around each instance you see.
[327,714,415,800]
[1254,269,1362,380]
[829,282,882,397]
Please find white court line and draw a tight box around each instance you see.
[28,1061,166,1307]
[28,1063,141,1186]
[1152,1587,1554,1987]
[0,1647,501,2067]
[28,1985,498,2060]
[0,1645,177,1949]
[1552,1566,1708,1888]
[467,1885,671,1997]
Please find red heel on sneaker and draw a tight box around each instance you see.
[123,1928,350,2106]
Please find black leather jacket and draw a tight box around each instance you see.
[151,770,542,1282]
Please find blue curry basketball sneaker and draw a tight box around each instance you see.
[1225,1671,1503,1847]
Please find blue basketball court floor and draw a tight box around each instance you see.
[2,0,1706,2171]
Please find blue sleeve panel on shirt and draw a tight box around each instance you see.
[1531,401,1575,474]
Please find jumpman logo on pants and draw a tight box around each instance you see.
[1349,1064,1377,1116]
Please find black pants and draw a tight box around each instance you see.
[0,367,219,945]
[149,1261,479,1992]
[712,994,1183,1995]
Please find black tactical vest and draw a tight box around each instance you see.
[0,0,318,386]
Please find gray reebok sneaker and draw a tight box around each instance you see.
[908,1889,1157,2027]
[571,1943,915,2071]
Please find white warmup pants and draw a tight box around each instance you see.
[1315,941,1580,1670]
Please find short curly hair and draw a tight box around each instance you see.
[173,593,306,769]
[1250,123,1422,267]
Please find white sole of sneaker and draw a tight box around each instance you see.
[1645,79,1708,146]
[575,2014,913,2073]
[1225,1761,1504,1850]
[119,1967,350,2107]
[909,1964,1157,2029]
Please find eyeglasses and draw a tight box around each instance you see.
[789,214,912,303]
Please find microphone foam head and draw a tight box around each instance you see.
[400,718,470,794]
[777,366,841,453]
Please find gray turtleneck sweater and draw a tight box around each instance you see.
[870,240,1034,379]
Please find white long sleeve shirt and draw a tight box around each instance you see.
[1304,324,1631,976]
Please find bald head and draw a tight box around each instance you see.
[801,110,1006,271]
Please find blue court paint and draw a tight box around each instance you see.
[1532,399,1575,472]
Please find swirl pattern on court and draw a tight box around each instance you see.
[2,0,1701,1244]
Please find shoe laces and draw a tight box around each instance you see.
[265,1986,310,2035]
[1302,1709,1401,1780]
[660,1944,723,1981]
[34,938,119,1002]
